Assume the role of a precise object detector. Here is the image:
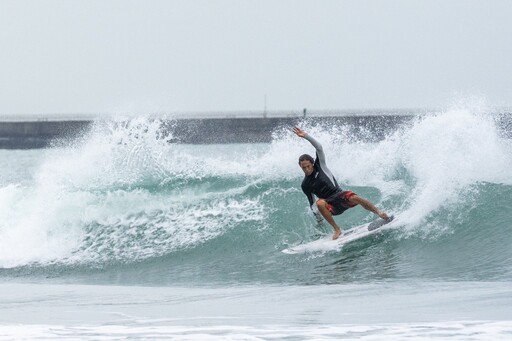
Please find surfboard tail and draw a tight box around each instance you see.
[367,215,394,231]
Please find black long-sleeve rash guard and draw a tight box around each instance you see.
[300,134,342,209]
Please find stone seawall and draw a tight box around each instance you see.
[0,120,92,149]
[1,114,510,149]
[165,115,413,144]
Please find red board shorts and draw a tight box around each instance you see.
[325,190,358,216]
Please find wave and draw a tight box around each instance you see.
[0,108,511,283]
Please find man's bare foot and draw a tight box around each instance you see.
[378,211,390,220]
[332,229,342,240]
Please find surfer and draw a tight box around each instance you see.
[293,127,390,240]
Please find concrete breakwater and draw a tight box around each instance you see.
[0,113,510,149]
[0,120,90,149]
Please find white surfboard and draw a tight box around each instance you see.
[282,216,395,255]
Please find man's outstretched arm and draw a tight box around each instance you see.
[293,127,326,163]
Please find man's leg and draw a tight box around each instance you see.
[316,199,342,240]
[349,195,389,220]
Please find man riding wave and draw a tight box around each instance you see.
[293,127,390,240]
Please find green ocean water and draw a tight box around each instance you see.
[1,109,512,339]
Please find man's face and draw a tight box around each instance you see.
[299,160,314,176]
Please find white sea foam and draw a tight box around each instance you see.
[0,119,269,267]
[0,181,266,267]
[1,321,511,340]
[284,107,512,234]
[390,109,511,228]
[0,107,510,267]
[0,183,86,267]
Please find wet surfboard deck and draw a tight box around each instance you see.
[282,215,395,255]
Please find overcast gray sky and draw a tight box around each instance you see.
[1,0,511,115]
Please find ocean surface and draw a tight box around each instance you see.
[1,108,512,339]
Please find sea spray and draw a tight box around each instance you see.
[0,109,511,283]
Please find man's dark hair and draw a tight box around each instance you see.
[298,154,315,164]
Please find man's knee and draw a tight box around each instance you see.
[316,199,327,208]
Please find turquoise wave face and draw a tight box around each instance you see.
[0,109,511,285]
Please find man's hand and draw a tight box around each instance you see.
[293,127,306,138]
